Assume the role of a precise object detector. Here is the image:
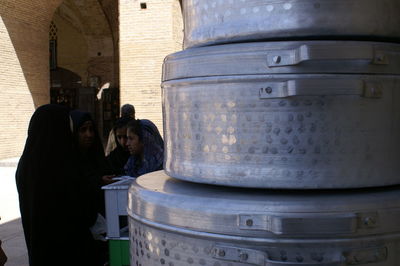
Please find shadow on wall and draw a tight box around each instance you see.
[0,0,64,108]
[0,16,31,101]
[0,0,63,158]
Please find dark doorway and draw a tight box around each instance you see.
[50,67,81,110]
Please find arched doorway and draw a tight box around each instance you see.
[49,0,119,140]
[50,67,81,110]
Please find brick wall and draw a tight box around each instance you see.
[0,0,182,159]
[119,0,183,134]
[0,0,63,159]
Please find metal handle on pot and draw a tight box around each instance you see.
[212,245,387,266]
[212,245,344,265]
[267,44,388,67]
[238,214,358,235]
[264,259,343,266]
[259,79,382,99]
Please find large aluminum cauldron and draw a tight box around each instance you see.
[162,41,400,189]
[182,0,400,48]
[128,171,400,265]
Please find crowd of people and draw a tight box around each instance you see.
[14,103,164,266]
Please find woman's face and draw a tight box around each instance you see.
[78,120,94,149]
[127,129,143,155]
[115,126,129,151]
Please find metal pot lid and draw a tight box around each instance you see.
[163,41,400,81]
[182,0,400,48]
[128,171,400,239]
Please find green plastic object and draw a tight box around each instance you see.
[109,239,130,266]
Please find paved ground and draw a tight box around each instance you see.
[0,157,29,266]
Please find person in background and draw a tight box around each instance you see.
[16,104,96,265]
[105,104,135,156]
[106,116,134,176]
[120,103,135,119]
[70,110,111,266]
[105,103,164,156]
[124,119,164,177]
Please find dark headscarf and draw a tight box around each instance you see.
[70,110,108,217]
[16,104,94,266]
[106,116,133,175]
[70,110,105,158]
[70,110,92,129]
[140,119,164,148]
[124,119,164,177]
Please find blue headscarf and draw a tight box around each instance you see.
[124,120,164,177]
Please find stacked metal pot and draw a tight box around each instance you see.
[128,1,400,265]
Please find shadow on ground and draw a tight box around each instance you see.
[0,218,28,266]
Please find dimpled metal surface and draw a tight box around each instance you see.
[162,75,400,189]
[183,0,400,48]
[130,219,400,266]
[128,172,400,265]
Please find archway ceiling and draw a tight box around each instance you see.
[55,0,112,37]
[98,0,119,42]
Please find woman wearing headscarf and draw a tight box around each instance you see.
[16,104,95,266]
[124,119,164,177]
[70,110,109,210]
[70,110,111,265]
[106,116,134,175]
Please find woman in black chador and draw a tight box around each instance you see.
[70,110,109,216]
[70,110,110,265]
[16,104,95,266]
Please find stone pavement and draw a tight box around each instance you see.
[0,157,29,266]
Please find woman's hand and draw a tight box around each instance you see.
[102,175,117,185]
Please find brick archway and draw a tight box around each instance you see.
[0,0,63,158]
[0,0,184,159]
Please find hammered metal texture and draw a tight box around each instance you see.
[129,173,400,265]
[162,75,400,189]
[183,0,400,48]
[129,219,400,266]
[128,172,400,239]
